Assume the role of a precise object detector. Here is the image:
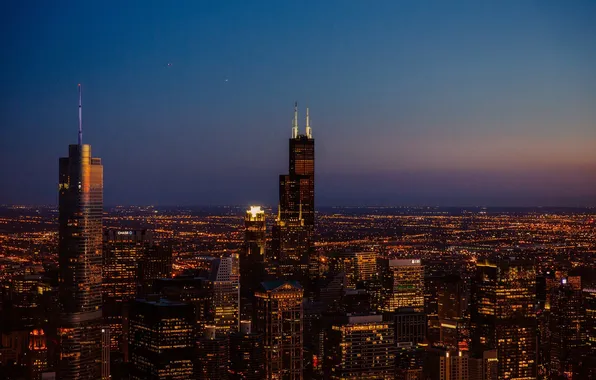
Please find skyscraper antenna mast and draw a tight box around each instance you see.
[292,101,298,139]
[78,84,82,145]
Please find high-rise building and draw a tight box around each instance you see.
[57,85,103,379]
[468,349,497,380]
[585,288,596,355]
[438,275,469,349]
[470,258,536,379]
[330,251,378,290]
[324,314,395,379]
[241,206,266,317]
[380,259,424,312]
[425,347,469,380]
[137,243,173,295]
[128,298,195,380]
[27,329,49,380]
[254,280,303,379]
[272,103,315,283]
[229,321,265,380]
[209,253,240,335]
[197,326,229,380]
[549,276,587,378]
[102,229,153,353]
[393,307,427,347]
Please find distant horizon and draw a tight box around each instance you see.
[3,203,594,209]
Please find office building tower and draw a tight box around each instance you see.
[128,297,195,380]
[138,243,173,295]
[153,276,213,334]
[254,280,303,379]
[330,251,377,290]
[197,326,229,380]
[468,349,498,380]
[425,347,469,380]
[325,314,395,379]
[438,275,469,349]
[209,253,240,335]
[57,85,103,379]
[229,321,265,380]
[549,276,587,378]
[471,258,536,379]
[393,307,427,347]
[380,259,424,312]
[101,327,110,380]
[102,229,153,353]
[27,329,49,380]
[272,103,315,283]
[241,206,266,316]
[586,288,596,354]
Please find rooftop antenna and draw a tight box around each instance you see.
[305,107,312,139]
[292,101,298,139]
[78,84,82,145]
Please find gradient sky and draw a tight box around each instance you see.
[1,0,595,206]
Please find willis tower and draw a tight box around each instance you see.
[57,85,104,379]
[272,102,315,282]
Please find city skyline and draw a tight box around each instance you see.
[2,1,596,206]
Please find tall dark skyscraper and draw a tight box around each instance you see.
[241,206,266,317]
[471,258,537,379]
[102,229,153,355]
[57,85,104,380]
[272,103,315,282]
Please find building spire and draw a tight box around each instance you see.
[78,84,82,145]
[305,107,312,139]
[292,101,298,139]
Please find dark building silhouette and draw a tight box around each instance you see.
[549,276,587,378]
[228,321,265,380]
[57,94,104,379]
[240,206,266,318]
[197,326,229,380]
[128,298,195,380]
[102,229,154,355]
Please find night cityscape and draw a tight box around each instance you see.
[2,1,596,380]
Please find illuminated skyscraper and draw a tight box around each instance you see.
[241,206,266,316]
[438,275,469,349]
[102,229,153,353]
[331,251,378,290]
[324,314,396,379]
[209,253,240,335]
[128,298,195,380]
[254,280,303,379]
[197,326,229,380]
[272,103,315,282]
[57,85,103,379]
[380,259,424,312]
[470,258,536,379]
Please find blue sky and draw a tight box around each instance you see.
[1,1,595,206]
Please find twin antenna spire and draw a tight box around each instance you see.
[78,84,83,146]
[291,102,313,139]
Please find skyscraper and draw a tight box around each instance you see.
[380,259,425,312]
[209,253,240,335]
[228,321,265,380]
[57,85,103,379]
[241,206,266,317]
[254,280,303,379]
[549,276,587,378]
[470,258,537,379]
[128,297,195,380]
[102,229,153,354]
[272,103,315,282]
[324,314,396,379]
